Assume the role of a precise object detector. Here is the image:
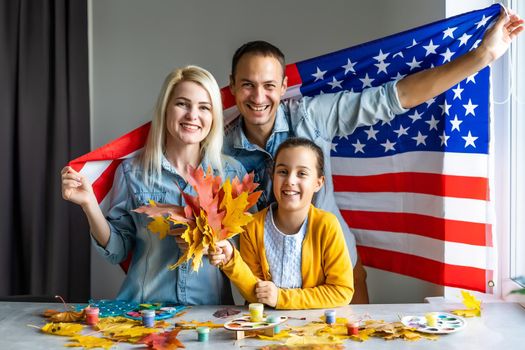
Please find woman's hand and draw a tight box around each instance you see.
[255,281,278,308]
[208,240,233,267]
[61,166,97,208]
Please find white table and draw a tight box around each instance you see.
[0,301,523,349]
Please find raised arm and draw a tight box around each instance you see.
[396,8,524,109]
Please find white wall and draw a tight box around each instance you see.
[89,0,456,303]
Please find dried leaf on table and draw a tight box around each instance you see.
[64,335,114,349]
[285,334,344,346]
[256,329,291,340]
[138,328,185,349]
[41,322,83,336]
[42,295,85,323]
[175,320,224,329]
[451,290,482,317]
[212,307,241,318]
[104,325,160,343]
[261,344,345,350]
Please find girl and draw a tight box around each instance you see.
[210,137,354,309]
[61,66,246,304]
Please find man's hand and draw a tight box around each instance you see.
[255,280,278,308]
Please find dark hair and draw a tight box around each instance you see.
[273,137,324,177]
[231,40,286,82]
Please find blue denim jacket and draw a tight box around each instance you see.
[93,154,246,304]
[223,81,407,265]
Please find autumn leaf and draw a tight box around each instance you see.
[43,309,85,323]
[41,322,83,336]
[64,335,114,349]
[138,328,185,349]
[175,320,224,329]
[147,216,171,239]
[285,334,344,346]
[186,165,221,210]
[451,290,482,317]
[256,329,291,340]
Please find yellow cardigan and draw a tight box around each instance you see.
[221,205,354,309]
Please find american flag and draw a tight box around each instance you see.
[70,4,501,292]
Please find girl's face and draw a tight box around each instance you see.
[165,81,213,147]
[272,146,324,214]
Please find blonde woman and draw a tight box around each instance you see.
[61,66,246,304]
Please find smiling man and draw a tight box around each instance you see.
[222,10,523,304]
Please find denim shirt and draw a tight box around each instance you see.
[223,80,408,266]
[92,154,246,304]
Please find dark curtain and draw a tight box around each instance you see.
[0,0,90,302]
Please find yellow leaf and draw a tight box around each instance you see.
[175,320,224,329]
[147,216,171,239]
[451,308,481,317]
[257,329,291,340]
[349,328,375,342]
[460,290,482,312]
[41,323,83,336]
[285,334,343,346]
[65,335,114,349]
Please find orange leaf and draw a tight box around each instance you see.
[139,327,185,349]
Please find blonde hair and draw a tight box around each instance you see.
[140,65,224,185]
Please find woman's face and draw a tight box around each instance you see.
[165,81,213,147]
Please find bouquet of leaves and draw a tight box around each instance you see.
[134,165,261,271]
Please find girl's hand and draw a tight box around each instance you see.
[255,281,278,308]
[170,227,189,252]
[61,166,97,208]
[208,240,233,267]
[480,8,524,62]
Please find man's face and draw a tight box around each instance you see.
[230,54,287,131]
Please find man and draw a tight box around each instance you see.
[223,9,523,303]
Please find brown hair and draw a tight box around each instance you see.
[273,137,324,177]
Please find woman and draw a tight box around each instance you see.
[61,66,245,304]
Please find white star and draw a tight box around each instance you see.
[330,142,338,152]
[439,100,452,115]
[440,48,455,63]
[463,99,478,116]
[462,131,478,148]
[471,39,482,50]
[381,139,396,152]
[352,139,366,154]
[458,33,472,47]
[312,67,327,81]
[466,72,477,84]
[328,76,343,90]
[423,40,439,55]
[412,131,428,146]
[374,60,390,74]
[407,39,419,48]
[425,115,440,131]
[452,84,464,100]
[364,126,379,140]
[373,49,390,62]
[393,124,410,138]
[381,119,392,126]
[359,73,375,88]
[439,131,450,146]
[342,58,356,75]
[406,56,422,70]
[443,27,457,39]
[393,51,404,58]
[450,115,463,131]
[425,97,436,107]
[408,110,423,123]
[391,72,406,81]
[476,15,490,29]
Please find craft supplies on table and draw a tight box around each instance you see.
[248,303,264,322]
[401,312,466,334]
[141,309,155,328]
[324,309,336,325]
[224,315,288,340]
[196,326,210,342]
[84,306,99,325]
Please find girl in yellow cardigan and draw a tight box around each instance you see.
[210,137,354,309]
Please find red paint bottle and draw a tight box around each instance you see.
[85,307,100,325]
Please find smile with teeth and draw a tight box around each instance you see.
[248,104,269,112]
[282,190,299,196]
[180,123,201,131]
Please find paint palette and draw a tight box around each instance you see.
[401,312,466,334]
[224,315,288,331]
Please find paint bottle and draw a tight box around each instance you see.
[85,307,99,325]
[324,310,336,325]
[346,321,359,335]
[425,313,437,327]
[249,303,264,322]
[141,309,155,328]
[196,326,210,342]
[266,315,280,334]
